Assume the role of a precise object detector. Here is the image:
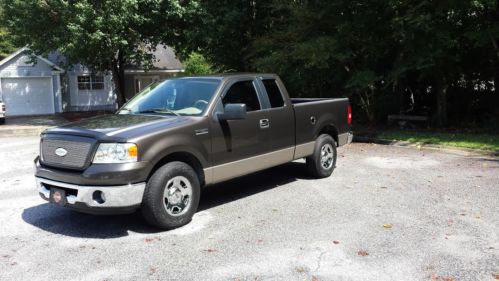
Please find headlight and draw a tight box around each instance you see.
[93,143,138,163]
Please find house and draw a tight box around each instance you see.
[0,45,183,116]
[0,48,64,116]
[123,45,184,100]
[46,55,116,112]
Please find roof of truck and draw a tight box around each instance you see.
[178,73,278,80]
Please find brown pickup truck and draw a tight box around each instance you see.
[35,73,352,229]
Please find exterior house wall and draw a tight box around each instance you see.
[0,53,63,113]
[66,64,116,111]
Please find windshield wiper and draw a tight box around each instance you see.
[138,108,180,116]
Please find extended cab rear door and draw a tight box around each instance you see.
[256,76,295,159]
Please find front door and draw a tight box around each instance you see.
[134,76,160,94]
[209,79,271,183]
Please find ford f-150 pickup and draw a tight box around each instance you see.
[35,74,352,229]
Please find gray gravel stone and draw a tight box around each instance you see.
[0,137,498,281]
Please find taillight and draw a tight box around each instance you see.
[347,104,352,124]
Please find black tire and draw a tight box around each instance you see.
[0,118,4,125]
[141,161,201,230]
[306,134,337,178]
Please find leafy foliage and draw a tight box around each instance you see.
[2,0,498,127]
[167,0,278,71]
[0,27,17,60]
[0,7,18,59]
[183,52,215,75]
[174,0,499,127]
[1,0,193,105]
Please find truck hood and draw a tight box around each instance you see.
[43,114,189,141]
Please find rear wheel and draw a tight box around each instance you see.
[306,134,337,178]
[141,161,200,230]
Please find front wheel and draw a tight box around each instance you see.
[306,134,337,178]
[141,161,201,230]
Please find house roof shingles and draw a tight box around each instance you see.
[47,44,183,71]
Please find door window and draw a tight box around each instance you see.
[262,79,285,108]
[222,81,261,112]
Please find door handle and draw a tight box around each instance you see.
[259,119,270,129]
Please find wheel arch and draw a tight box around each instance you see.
[148,151,206,186]
[317,124,339,145]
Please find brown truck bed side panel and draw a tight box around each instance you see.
[292,98,350,146]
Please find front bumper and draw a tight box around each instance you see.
[36,177,145,214]
[35,157,151,186]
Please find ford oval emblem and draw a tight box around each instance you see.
[55,148,68,157]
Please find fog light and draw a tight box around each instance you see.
[92,190,106,204]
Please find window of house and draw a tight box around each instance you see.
[222,80,261,112]
[262,79,285,108]
[78,75,105,90]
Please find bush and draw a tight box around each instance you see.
[183,52,215,75]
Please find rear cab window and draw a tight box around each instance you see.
[262,79,285,108]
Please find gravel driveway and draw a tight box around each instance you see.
[0,137,498,281]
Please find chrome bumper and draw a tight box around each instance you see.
[36,177,146,208]
[338,131,353,146]
[347,131,353,144]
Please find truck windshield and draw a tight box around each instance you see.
[118,78,221,116]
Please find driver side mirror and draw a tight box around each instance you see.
[218,103,247,120]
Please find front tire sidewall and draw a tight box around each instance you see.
[307,134,337,178]
[141,162,200,230]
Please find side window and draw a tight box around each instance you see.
[222,80,261,112]
[77,75,105,91]
[262,79,284,108]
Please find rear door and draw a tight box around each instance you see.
[257,77,295,158]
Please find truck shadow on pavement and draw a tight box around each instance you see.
[21,161,312,239]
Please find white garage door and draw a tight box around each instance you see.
[1,77,55,116]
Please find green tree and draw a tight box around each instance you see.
[183,52,215,75]
[251,1,395,122]
[0,27,17,59]
[1,0,192,106]
[0,7,18,59]
[247,0,499,126]
[168,0,277,71]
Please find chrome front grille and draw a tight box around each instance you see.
[41,138,95,169]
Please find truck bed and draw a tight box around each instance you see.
[291,97,350,146]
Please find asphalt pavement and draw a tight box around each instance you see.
[0,137,498,281]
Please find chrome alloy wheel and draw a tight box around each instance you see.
[320,143,334,169]
[163,176,192,216]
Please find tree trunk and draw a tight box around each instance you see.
[393,79,404,114]
[435,78,448,127]
[112,51,126,108]
[494,73,499,119]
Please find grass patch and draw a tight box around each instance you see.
[378,131,499,151]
